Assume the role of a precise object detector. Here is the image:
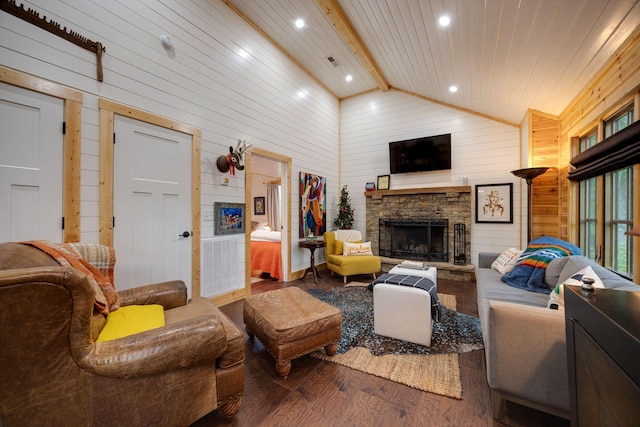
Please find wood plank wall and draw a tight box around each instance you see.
[529,111,560,239]
[528,27,640,254]
[0,0,340,296]
[556,28,640,243]
[340,90,522,264]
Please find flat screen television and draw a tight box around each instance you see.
[389,133,451,174]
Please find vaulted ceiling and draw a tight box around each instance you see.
[224,0,640,125]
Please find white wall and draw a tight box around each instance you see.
[0,0,339,296]
[340,90,523,264]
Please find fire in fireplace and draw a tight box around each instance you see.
[378,218,448,262]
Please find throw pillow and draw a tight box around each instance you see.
[335,239,362,255]
[343,241,373,256]
[491,247,523,274]
[501,236,582,293]
[250,221,260,232]
[97,304,165,342]
[547,266,604,310]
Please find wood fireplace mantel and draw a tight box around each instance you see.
[364,185,471,197]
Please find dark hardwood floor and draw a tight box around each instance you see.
[193,270,570,427]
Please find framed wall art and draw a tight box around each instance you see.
[377,174,390,190]
[299,172,326,238]
[475,183,513,223]
[214,202,246,235]
[254,196,265,215]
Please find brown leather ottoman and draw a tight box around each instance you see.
[243,287,342,378]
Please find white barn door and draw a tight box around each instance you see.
[113,115,192,296]
[0,82,63,242]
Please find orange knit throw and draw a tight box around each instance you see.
[19,241,120,314]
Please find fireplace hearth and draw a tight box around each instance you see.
[379,218,448,262]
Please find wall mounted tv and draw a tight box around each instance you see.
[389,133,452,174]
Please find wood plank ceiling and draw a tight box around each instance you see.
[223,0,640,125]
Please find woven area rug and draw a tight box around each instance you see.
[309,284,484,399]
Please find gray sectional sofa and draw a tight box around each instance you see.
[475,253,639,419]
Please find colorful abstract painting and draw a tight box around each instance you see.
[299,172,326,237]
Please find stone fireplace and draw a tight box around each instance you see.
[365,186,472,280]
[379,218,448,261]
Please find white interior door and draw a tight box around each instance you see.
[113,115,192,296]
[0,82,64,242]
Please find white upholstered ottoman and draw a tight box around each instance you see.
[373,266,437,346]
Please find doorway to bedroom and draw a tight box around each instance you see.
[245,149,292,294]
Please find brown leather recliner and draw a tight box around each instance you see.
[0,242,244,426]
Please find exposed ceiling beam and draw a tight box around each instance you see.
[316,0,389,92]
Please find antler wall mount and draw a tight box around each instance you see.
[216,139,251,175]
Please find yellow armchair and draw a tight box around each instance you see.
[324,230,381,283]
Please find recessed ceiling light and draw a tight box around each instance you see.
[449,85,458,93]
[345,74,353,82]
[295,19,305,29]
[439,16,450,27]
[297,90,307,98]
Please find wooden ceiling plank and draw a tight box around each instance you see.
[316,0,389,91]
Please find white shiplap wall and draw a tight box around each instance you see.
[0,0,339,296]
[340,90,523,264]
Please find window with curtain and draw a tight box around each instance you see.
[574,103,635,278]
[603,106,634,277]
[266,182,281,231]
[579,131,598,261]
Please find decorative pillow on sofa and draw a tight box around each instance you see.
[547,266,604,310]
[501,236,582,293]
[97,304,165,342]
[491,247,523,274]
[343,241,373,256]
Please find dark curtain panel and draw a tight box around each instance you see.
[568,119,640,181]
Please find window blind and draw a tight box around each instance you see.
[568,119,640,181]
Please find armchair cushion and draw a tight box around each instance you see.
[97,304,165,342]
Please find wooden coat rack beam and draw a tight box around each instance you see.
[0,0,106,81]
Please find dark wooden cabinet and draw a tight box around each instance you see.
[565,286,640,427]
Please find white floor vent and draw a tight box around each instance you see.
[200,237,243,298]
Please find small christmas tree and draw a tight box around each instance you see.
[334,185,354,230]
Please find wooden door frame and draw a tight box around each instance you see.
[98,99,202,296]
[244,148,292,295]
[0,66,82,242]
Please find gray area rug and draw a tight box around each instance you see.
[308,286,484,356]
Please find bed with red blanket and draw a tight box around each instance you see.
[250,230,282,281]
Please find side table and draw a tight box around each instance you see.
[299,240,326,284]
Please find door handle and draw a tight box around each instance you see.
[179,231,191,238]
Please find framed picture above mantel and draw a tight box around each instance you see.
[475,183,513,223]
[377,175,390,190]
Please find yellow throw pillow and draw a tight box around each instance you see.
[97,304,165,342]
[343,241,373,256]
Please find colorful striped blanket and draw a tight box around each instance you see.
[501,236,582,293]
